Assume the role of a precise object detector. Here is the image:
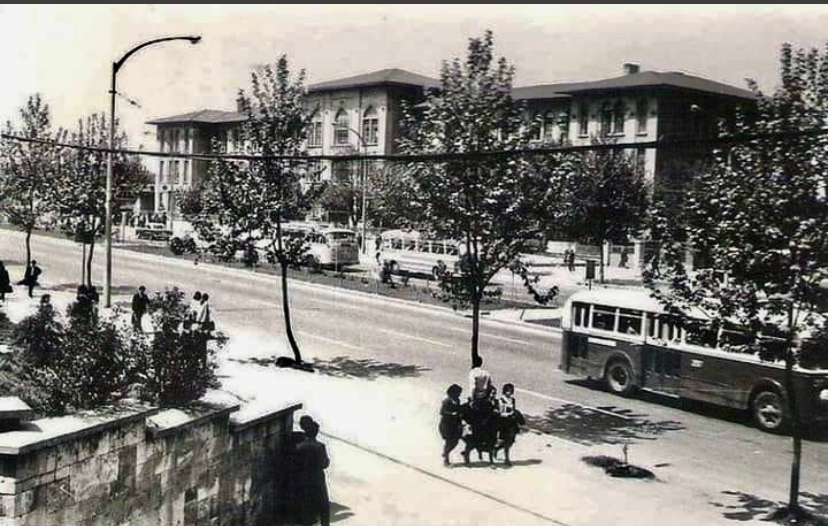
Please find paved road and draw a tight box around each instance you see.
[2,230,826,512]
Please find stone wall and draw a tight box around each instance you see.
[0,401,302,526]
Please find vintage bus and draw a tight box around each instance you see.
[279,222,360,270]
[377,230,463,278]
[559,289,828,432]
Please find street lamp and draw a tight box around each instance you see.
[333,124,370,254]
[104,35,201,307]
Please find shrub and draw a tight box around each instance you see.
[139,288,224,407]
[11,299,63,368]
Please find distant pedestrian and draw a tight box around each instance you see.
[374,235,383,265]
[186,291,202,331]
[440,384,464,467]
[0,261,11,302]
[18,260,42,298]
[649,250,661,279]
[131,285,150,333]
[197,293,213,333]
[619,247,630,268]
[296,416,330,526]
[567,250,576,272]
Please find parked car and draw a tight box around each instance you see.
[136,222,172,241]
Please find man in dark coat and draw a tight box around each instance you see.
[18,261,42,298]
[131,285,150,332]
[0,261,11,301]
[296,416,330,526]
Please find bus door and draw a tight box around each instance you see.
[642,315,682,395]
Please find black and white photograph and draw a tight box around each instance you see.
[1,4,828,525]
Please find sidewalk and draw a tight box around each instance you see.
[217,329,770,526]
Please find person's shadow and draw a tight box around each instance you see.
[329,502,354,524]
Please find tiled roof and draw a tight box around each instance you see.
[146,109,247,125]
[308,68,440,93]
[513,71,756,101]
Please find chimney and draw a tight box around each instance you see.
[623,63,641,76]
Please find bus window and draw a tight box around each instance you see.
[647,313,657,338]
[393,238,403,250]
[685,321,718,348]
[720,324,755,348]
[573,303,591,328]
[447,246,459,256]
[591,305,617,332]
[618,308,643,336]
[659,318,683,342]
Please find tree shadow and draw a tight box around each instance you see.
[711,491,828,524]
[230,355,429,381]
[523,403,684,446]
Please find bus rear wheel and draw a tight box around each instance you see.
[751,390,787,433]
[605,360,635,397]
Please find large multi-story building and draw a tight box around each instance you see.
[143,63,754,226]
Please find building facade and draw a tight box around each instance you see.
[144,63,754,226]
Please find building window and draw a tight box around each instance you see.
[183,161,190,185]
[334,109,350,146]
[158,129,166,151]
[362,107,379,146]
[636,98,648,135]
[600,102,613,136]
[578,102,589,136]
[636,147,646,170]
[172,160,181,185]
[331,160,352,184]
[543,111,558,142]
[612,100,625,135]
[159,161,165,184]
[308,111,323,148]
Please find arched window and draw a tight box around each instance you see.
[612,100,626,135]
[543,110,558,141]
[362,106,379,145]
[334,109,350,146]
[309,110,323,147]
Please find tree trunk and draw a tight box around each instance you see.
[785,307,801,512]
[280,259,303,364]
[86,230,96,289]
[471,294,481,365]
[24,226,32,267]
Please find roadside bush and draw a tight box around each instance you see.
[11,299,63,368]
[139,287,224,407]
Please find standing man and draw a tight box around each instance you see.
[131,285,150,332]
[296,416,331,526]
[0,261,11,302]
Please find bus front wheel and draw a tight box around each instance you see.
[605,360,635,397]
[751,390,787,433]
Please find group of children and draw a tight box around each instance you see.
[439,358,524,467]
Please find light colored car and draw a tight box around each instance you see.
[136,222,173,241]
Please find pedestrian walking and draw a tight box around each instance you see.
[649,249,661,278]
[296,416,330,526]
[131,285,150,333]
[18,261,42,298]
[468,355,494,406]
[0,261,11,302]
[439,384,464,467]
[568,250,576,272]
[497,383,522,467]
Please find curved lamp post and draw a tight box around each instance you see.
[105,36,201,307]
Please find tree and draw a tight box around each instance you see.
[49,114,145,287]
[646,43,828,519]
[560,139,649,282]
[398,31,564,364]
[367,163,423,230]
[0,94,59,265]
[186,57,321,367]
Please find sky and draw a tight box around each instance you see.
[3,4,828,149]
